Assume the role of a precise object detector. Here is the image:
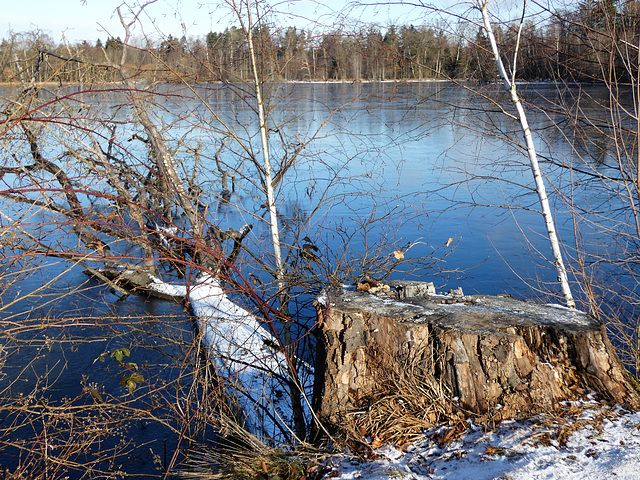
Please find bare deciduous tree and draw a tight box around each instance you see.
[477,0,575,307]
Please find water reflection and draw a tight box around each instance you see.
[3,80,633,307]
[1,81,637,474]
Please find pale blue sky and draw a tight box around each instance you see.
[2,1,540,44]
[2,0,414,43]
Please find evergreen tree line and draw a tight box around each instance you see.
[1,0,638,84]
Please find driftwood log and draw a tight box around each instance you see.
[313,280,640,431]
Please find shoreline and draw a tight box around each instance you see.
[0,78,608,88]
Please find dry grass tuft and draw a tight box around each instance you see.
[344,346,463,449]
[527,403,622,448]
[179,414,322,480]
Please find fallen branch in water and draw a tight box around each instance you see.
[83,222,311,443]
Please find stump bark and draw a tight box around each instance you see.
[313,281,640,430]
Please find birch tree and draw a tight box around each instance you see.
[224,0,307,441]
[477,0,575,308]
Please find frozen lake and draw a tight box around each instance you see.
[0,80,633,475]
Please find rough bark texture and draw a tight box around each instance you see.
[313,281,640,430]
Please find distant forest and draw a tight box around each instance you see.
[1,0,638,84]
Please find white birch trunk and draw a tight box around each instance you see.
[478,0,575,308]
[242,0,306,441]
[244,2,286,295]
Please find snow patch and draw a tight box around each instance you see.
[316,289,329,307]
[147,275,187,297]
[327,410,640,480]
[545,303,587,314]
[189,273,311,443]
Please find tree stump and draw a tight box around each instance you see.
[313,281,640,431]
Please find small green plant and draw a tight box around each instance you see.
[96,347,144,393]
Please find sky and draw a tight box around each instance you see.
[2,1,548,45]
[1,0,421,44]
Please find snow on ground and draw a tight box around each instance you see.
[149,274,640,477]
[326,406,640,480]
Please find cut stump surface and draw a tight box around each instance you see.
[313,281,640,429]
